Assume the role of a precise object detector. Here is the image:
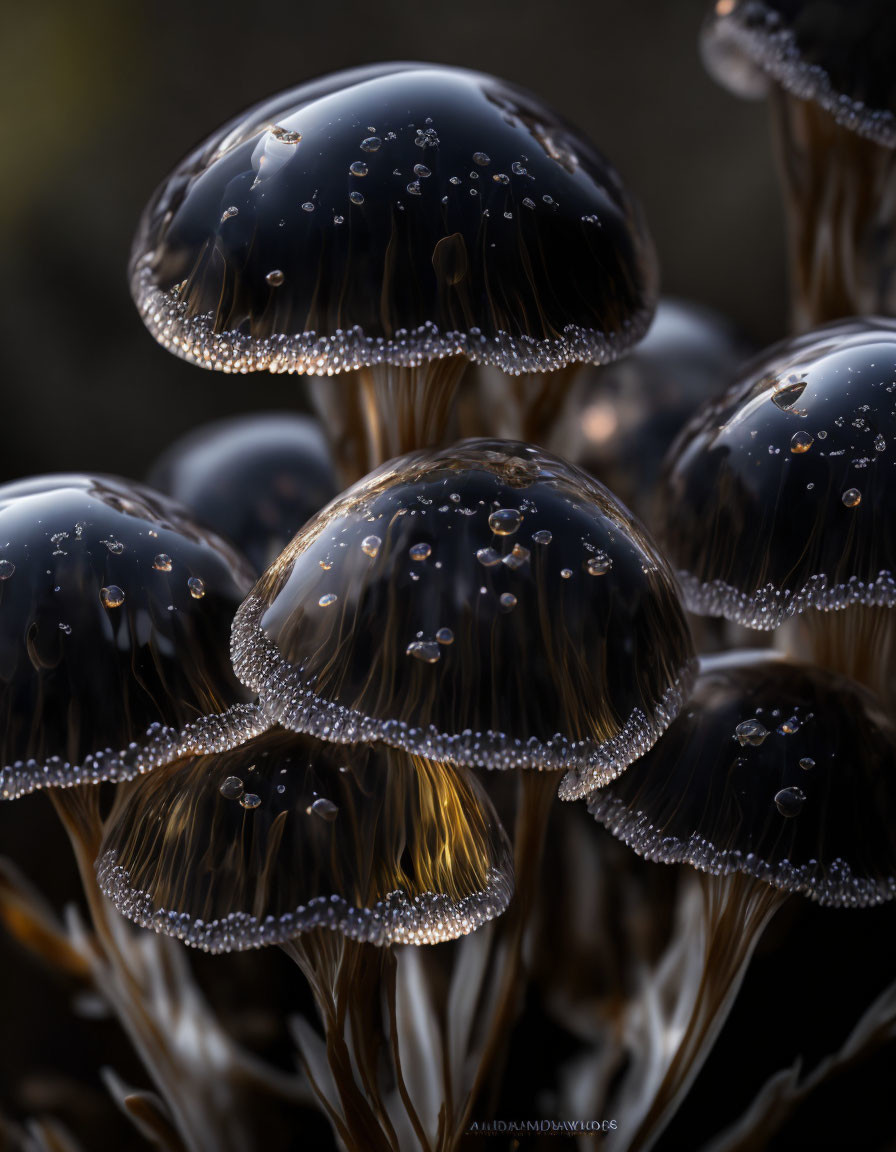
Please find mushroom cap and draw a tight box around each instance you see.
[702,0,896,146]
[661,317,896,628]
[0,475,262,800]
[572,298,751,519]
[148,413,338,574]
[96,728,513,952]
[587,653,896,907]
[232,440,695,789]
[130,62,656,376]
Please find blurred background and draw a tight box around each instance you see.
[0,0,786,483]
[6,3,895,1150]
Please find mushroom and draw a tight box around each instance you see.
[148,412,338,574]
[129,63,657,481]
[702,0,896,329]
[660,317,896,706]
[0,473,263,800]
[585,650,896,1147]
[567,297,753,521]
[97,728,513,952]
[230,439,696,792]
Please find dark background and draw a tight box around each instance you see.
[0,0,786,484]
[7,2,893,1151]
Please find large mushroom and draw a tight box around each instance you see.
[130,63,657,480]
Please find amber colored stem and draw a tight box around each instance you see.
[769,88,896,333]
[459,771,557,1129]
[780,606,896,711]
[620,875,784,1152]
[308,358,470,485]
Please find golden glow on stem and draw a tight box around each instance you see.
[785,606,896,710]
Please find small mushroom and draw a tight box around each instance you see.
[567,298,753,521]
[96,728,513,952]
[660,318,896,705]
[231,439,695,791]
[129,63,657,480]
[702,0,896,328]
[0,474,263,800]
[588,653,896,907]
[148,412,338,573]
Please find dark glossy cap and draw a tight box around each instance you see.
[0,475,261,800]
[231,440,695,792]
[97,729,513,952]
[148,413,338,574]
[572,298,751,520]
[702,0,896,146]
[661,318,896,628]
[588,653,896,907]
[130,63,656,376]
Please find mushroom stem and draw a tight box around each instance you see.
[780,606,896,710]
[308,358,470,484]
[618,872,785,1152]
[471,364,581,449]
[769,88,896,332]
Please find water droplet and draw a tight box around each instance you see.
[361,136,381,152]
[777,716,800,735]
[407,181,422,196]
[499,592,518,610]
[219,776,244,799]
[735,719,768,746]
[220,206,239,223]
[489,508,522,535]
[333,214,345,225]
[586,552,612,576]
[0,560,15,580]
[874,433,886,452]
[319,593,338,607]
[270,125,301,144]
[582,214,600,225]
[100,586,125,609]
[771,375,808,410]
[842,488,862,508]
[58,623,71,635]
[493,173,510,184]
[319,559,333,571]
[311,797,339,821]
[476,547,501,567]
[522,197,536,209]
[413,163,431,178]
[542,194,555,205]
[153,554,172,572]
[349,161,368,177]
[349,191,364,206]
[188,577,206,600]
[266,269,285,287]
[436,627,454,645]
[502,543,530,570]
[799,757,815,770]
[102,539,124,555]
[472,151,490,165]
[406,640,440,663]
[561,568,573,579]
[240,793,262,810]
[409,542,432,561]
[302,201,315,212]
[790,431,813,454]
[774,786,806,817]
[361,535,381,558]
[532,529,552,545]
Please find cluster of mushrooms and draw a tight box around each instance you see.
[3,3,896,1150]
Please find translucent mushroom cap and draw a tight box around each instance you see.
[97,729,513,952]
[130,62,656,376]
[702,0,896,146]
[148,413,338,573]
[232,440,695,790]
[588,653,896,907]
[0,475,262,800]
[661,318,896,628]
